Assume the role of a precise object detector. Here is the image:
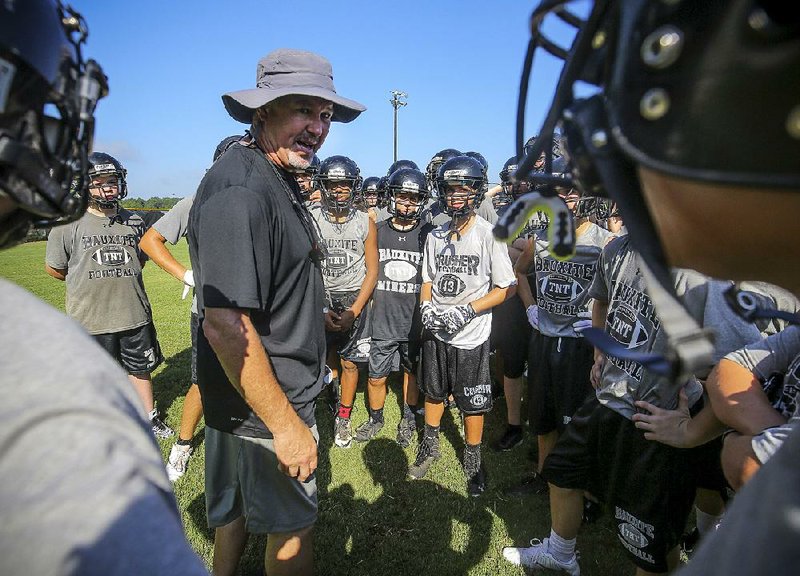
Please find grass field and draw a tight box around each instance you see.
[0,240,633,575]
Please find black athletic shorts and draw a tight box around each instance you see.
[369,338,420,378]
[190,311,199,384]
[418,334,493,415]
[490,294,530,379]
[542,397,696,573]
[94,321,164,376]
[326,291,372,363]
[527,332,594,434]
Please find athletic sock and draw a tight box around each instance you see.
[176,438,192,446]
[463,443,482,476]
[402,404,415,420]
[548,529,576,563]
[337,404,353,419]
[695,507,723,536]
[508,423,522,432]
[369,407,384,424]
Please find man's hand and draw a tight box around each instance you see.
[590,354,605,389]
[272,419,318,482]
[181,269,195,300]
[335,309,356,332]
[632,388,693,448]
[572,310,592,333]
[421,301,444,332]
[526,304,539,329]
[324,309,341,332]
[441,304,476,335]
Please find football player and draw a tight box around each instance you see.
[309,155,378,448]
[354,167,433,447]
[411,155,517,496]
[46,151,173,438]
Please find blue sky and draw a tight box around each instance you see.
[75,1,577,198]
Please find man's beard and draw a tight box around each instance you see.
[286,150,312,171]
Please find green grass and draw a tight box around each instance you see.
[0,240,632,575]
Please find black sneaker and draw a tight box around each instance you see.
[466,463,487,497]
[463,447,486,497]
[354,417,384,442]
[492,426,523,452]
[504,473,548,497]
[396,417,415,448]
[409,435,440,479]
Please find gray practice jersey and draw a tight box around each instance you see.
[0,280,207,575]
[534,222,611,338]
[589,235,763,419]
[152,194,197,313]
[311,206,370,293]
[45,208,152,335]
[422,216,516,349]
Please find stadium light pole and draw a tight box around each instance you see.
[389,90,407,163]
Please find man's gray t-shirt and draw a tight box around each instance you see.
[589,235,762,418]
[534,222,611,338]
[311,205,370,294]
[45,208,151,334]
[152,194,197,313]
[0,279,207,575]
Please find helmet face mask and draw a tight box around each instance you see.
[436,156,487,218]
[316,155,361,213]
[386,168,428,222]
[0,1,107,246]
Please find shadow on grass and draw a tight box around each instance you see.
[152,346,192,416]
[316,438,493,575]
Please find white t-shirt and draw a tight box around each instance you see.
[423,216,516,349]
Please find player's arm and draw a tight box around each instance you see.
[140,227,189,283]
[339,217,378,330]
[470,284,514,314]
[706,359,786,435]
[589,298,608,388]
[45,265,67,281]
[420,281,433,303]
[720,431,762,490]
[512,237,536,309]
[204,306,317,481]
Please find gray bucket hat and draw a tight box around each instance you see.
[222,49,366,124]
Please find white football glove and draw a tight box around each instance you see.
[526,304,540,329]
[572,310,593,333]
[421,301,445,332]
[182,269,195,300]
[441,304,476,335]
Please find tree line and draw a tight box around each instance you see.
[121,197,183,210]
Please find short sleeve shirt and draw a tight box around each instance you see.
[45,208,151,334]
[188,145,326,438]
[422,216,517,349]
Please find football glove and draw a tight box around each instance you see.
[441,304,476,335]
[572,310,592,333]
[421,301,445,332]
[526,304,540,329]
[182,269,195,300]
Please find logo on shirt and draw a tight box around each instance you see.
[538,273,584,304]
[326,249,357,271]
[385,260,417,282]
[437,273,466,297]
[91,245,132,267]
[607,304,650,349]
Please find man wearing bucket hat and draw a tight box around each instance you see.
[188,48,364,576]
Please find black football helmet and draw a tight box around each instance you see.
[360,176,381,209]
[376,175,390,208]
[300,155,321,176]
[87,152,128,209]
[0,0,107,247]
[386,168,428,221]
[426,148,462,192]
[436,156,487,218]
[387,159,419,177]
[464,151,489,175]
[316,155,362,212]
[213,135,243,162]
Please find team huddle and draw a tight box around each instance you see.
[2,1,799,575]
